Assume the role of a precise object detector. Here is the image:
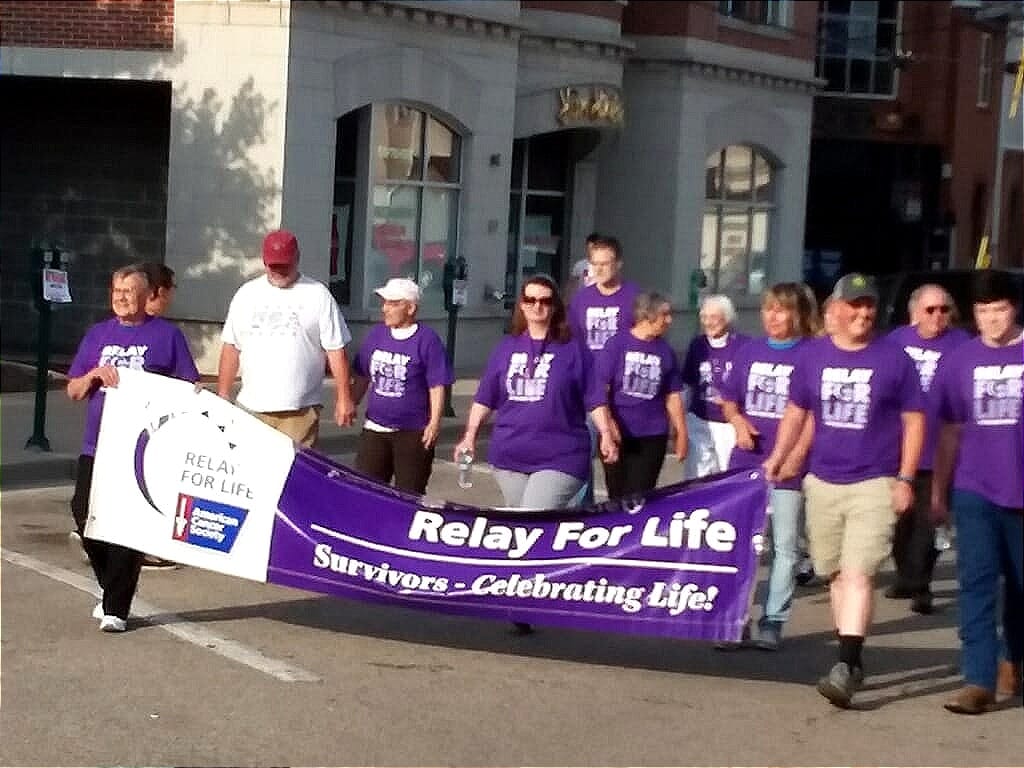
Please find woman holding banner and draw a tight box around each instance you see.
[589,291,687,500]
[717,282,820,650]
[66,264,199,632]
[454,275,618,510]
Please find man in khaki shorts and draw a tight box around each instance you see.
[765,273,924,708]
[217,229,356,446]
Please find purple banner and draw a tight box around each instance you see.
[268,452,769,642]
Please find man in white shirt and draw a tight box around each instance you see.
[217,229,356,446]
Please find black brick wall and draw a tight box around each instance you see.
[1,76,171,358]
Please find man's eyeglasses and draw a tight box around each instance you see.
[521,295,554,307]
[924,305,951,315]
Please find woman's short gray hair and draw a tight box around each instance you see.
[633,291,672,324]
[699,293,736,325]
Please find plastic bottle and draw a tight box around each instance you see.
[934,524,953,552]
[457,450,474,489]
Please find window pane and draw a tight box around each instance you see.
[426,116,460,183]
[335,110,360,179]
[874,60,894,95]
[368,184,420,303]
[749,210,770,294]
[701,211,720,290]
[718,212,750,294]
[848,17,876,58]
[373,104,423,182]
[826,1,851,14]
[754,153,774,202]
[420,188,458,313]
[330,182,355,304]
[706,151,723,199]
[506,192,522,304]
[823,18,848,56]
[521,195,565,284]
[876,21,895,56]
[823,56,847,91]
[878,0,896,20]
[850,58,872,94]
[511,139,525,190]
[723,145,753,201]
[526,131,569,192]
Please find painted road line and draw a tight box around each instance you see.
[2,547,321,683]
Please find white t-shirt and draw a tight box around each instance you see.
[222,274,351,411]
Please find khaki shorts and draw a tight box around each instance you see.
[252,406,321,448]
[802,473,896,577]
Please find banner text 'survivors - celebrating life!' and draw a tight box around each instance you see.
[87,370,769,642]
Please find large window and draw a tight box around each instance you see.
[702,146,775,296]
[367,104,461,312]
[816,0,900,97]
[718,0,789,27]
[330,109,361,305]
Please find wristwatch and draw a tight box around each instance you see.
[896,474,915,485]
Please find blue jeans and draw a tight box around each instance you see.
[760,488,803,627]
[951,489,1024,690]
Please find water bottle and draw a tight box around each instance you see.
[457,450,474,489]
[934,524,953,552]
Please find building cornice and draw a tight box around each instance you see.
[627,35,822,94]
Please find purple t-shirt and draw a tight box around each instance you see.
[475,334,591,480]
[68,316,200,456]
[721,337,808,491]
[935,336,1023,509]
[353,324,454,431]
[588,332,682,438]
[887,325,971,470]
[568,281,641,355]
[681,333,749,423]
[789,336,924,484]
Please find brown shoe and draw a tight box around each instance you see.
[997,660,1022,697]
[944,685,995,715]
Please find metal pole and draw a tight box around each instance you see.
[25,292,53,452]
[443,305,458,417]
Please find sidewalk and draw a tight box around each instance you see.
[1,378,482,489]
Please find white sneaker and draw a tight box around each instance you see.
[99,615,127,633]
[92,602,104,620]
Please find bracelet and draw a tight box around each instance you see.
[896,474,915,485]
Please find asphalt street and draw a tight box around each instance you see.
[2,454,1022,766]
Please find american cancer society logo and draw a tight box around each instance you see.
[173,493,248,553]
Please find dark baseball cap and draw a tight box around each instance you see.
[263,230,299,268]
[831,273,879,303]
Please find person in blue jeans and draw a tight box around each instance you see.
[718,282,821,650]
[932,269,1023,714]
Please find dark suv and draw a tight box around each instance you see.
[875,269,1024,333]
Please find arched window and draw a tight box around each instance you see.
[701,145,775,295]
[367,104,461,311]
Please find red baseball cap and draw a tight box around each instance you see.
[263,230,299,268]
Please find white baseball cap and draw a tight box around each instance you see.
[374,277,421,303]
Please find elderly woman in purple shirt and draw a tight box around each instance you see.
[455,275,617,511]
[589,291,687,500]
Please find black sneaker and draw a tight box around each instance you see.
[817,662,863,708]
[141,555,181,571]
[910,592,935,615]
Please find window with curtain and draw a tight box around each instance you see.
[367,104,461,312]
[718,0,789,27]
[702,145,776,296]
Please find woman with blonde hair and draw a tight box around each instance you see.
[718,282,820,649]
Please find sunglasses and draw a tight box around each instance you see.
[924,305,951,315]
[521,295,554,307]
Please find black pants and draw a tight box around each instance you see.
[355,429,435,495]
[892,470,940,595]
[602,434,667,501]
[71,455,143,620]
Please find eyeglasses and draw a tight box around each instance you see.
[521,295,554,307]
[924,305,951,315]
